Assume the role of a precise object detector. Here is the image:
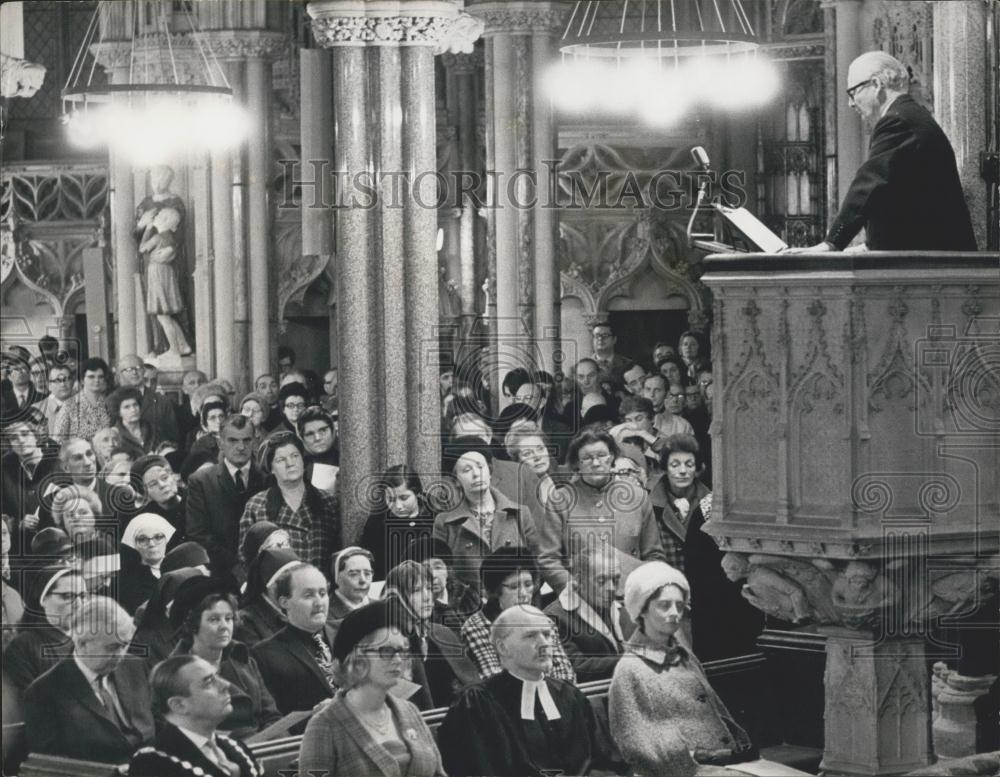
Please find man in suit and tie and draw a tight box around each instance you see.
[23,595,155,763]
[33,363,76,439]
[252,562,337,717]
[790,50,977,253]
[129,655,260,777]
[1,347,43,426]
[544,545,634,683]
[186,414,263,579]
[116,353,179,445]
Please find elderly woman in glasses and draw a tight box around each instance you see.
[609,562,755,776]
[297,406,339,493]
[540,429,665,589]
[118,513,177,614]
[298,600,445,777]
[238,431,339,569]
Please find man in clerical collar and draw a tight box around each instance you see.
[439,605,607,777]
[130,655,260,777]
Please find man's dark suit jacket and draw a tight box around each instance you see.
[129,722,260,777]
[251,624,336,716]
[0,380,43,425]
[186,461,265,577]
[545,592,636,684]
[825,94,977,251]
[23,655,154,763]
[139,388,179,447]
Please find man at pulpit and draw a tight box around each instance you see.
[790,51,976,253]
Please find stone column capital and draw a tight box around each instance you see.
[308,0,483,53]
[466,1,572,36]
[195,30,289,61]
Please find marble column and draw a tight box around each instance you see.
[308,0,481,542]
[228,59,251,395]
[109,144,138,358]
[933,0,990,249]
[247,56,272,379]
[210,144,236,383]
[469,1,569,399]
[821,0,864,225]
[190,152,216,376]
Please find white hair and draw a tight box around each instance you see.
[850,51,909,91]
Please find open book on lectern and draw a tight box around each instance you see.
[715,205,789,253]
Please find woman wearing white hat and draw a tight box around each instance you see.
[608,561,755,776]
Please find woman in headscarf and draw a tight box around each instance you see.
[119,512,177,614]
[238,431,339,570]
[460,546,575,683]
[608,562,756,776]
[130,566,205,665]
[360,464,436,580]
[239,521,292,571]
[2,564,84,691]
[328,546,375,627]
[235,547,297,646]
[298,600,445,777]
[383,560,479,710]
[129,455,186,539]
[169,576,282,739]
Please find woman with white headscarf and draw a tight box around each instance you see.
[327,546,374,626]
[608,562,756,776]
[119,512,176,614]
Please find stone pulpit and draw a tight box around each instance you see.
[701,252,1000,776]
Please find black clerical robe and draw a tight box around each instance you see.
[438,671,600,777]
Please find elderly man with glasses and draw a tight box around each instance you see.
[788,50,976,253]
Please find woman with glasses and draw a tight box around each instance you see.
[238,432,339,569]
[298,600,445,777]
[168,575,282,739]
[542,429,665,589]
[3,564,84,691]
[119,513,176,614]
[460,546,575,682]
[297,406,339,492]
[609,562,755,775]
[360,465,436,580]
[383,561,479,710]
[648,434,760,661]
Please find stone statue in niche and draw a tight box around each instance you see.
[135,164,193,362]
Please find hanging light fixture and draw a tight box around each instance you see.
[62,0,248,165]
[545,0,778,122]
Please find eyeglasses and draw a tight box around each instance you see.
[302,426,331,440]
[360,645,410,660]
[846,78,874,100]
[135,533,167,545]
[668,392,684,399]
[50,376,72,383]
[593,332,613,340]
[578,452,612,465]
[283,401,306,410]
[48,590,87,602]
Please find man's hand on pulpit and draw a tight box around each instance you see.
[780,241,835,254]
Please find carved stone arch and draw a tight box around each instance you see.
[559,271,597,316]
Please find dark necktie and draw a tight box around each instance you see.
[234,470,246,493]
[205,737,241,777]
[312,632,336,690]
[96,675,129,734]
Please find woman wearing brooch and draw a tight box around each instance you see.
[298,600,445,777]
[608,561,757,777]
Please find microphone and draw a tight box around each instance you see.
[691,146,711,171]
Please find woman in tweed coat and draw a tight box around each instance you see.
[298,601,445,777]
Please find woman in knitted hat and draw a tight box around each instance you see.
[383,561,479,710]
[238,431,339,570]
[459,546,576,683]
[168,575,282,739]
[433,436,552,597]
[118,512,177,614]
[3,564,83,691]
[328,546,375,627]
[298,600,445,777]
[359,464,436,580]
[608,561,755,776]
[234,547,297,646]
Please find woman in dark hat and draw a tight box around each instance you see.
[383,561,479,710]
[459,546,575,683]
[359,464,436,580]
[130,454,186,540]
[131,567,206,664]
[160,540,211,576]
[2,564,83,691]
[404,536,479,634]
[298,600,445,777]
[239,521,291,570]
[169,575,282,739]
[234,547,296,646]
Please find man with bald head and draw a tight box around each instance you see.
[439,605,606,777]
[117,354,178,444]
[791,51,975,253]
